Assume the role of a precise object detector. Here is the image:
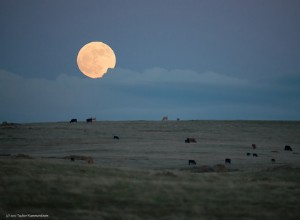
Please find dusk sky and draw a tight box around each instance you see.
[1,0,300,122]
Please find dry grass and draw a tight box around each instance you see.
[1,159,300,220]
[1,120,300,219]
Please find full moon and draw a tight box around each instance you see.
[77,41,116,78]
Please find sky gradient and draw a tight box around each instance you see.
[0,0,300,122]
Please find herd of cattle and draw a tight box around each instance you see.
[68,118,295,167]
[69,118,96,123]
[185,137,294,166]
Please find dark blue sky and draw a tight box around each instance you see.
[1,0,300,122]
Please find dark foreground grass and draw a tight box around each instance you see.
[0,159,300,220]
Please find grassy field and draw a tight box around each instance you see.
[1,120,300,219]
[1,120,300,170]
[1,158,300,220]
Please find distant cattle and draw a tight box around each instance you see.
[162,116,168,121]
[284,145,293,151]
[1,121,17,129]
[70,118,77,123]
[271,158,276,163]
[114,136,119,140]
[86,118,93,123]
[65,155,94,164]
[246,152,251,156]
[189,160,197,165]
[253,153,258,157]
[225,158,231,164]
[185,138,197,143]
[252,144,257,150]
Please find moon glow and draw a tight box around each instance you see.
[77,42,116,78]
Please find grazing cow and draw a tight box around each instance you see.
[114,136,119,140]
[284,145,293,151]
[253,153,258,157]
[185,138,197,143]
[86,118,93,123]
[70,118,77,123]
[252,144,257,149]
[246,152,251,156]
[189,160,197,165]
[271,158,276,163]
[70,156,75,161]
[225,158,231,164]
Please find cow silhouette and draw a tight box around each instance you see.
[253,153,258,157]
[225,158,231,164]
[189,160,197,165]
[113,136,119,140]
[70,119,77,123]
[86,118,93,123]
[284,145,293,151]
[185,138,197,143]
[252,144,257,149]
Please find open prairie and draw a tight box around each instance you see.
[1,120,300,219]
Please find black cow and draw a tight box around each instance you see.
[86,118,93,123]
[114,136,119,140]
[185,138,197,143]
[225,158,231,164]
[253,153,258,157]
[252,144,257,149]
[189,160,197,165]
[246,152,251,156]
[271,158,276,163]
[284,145,293,151]
[70,118,77,123]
